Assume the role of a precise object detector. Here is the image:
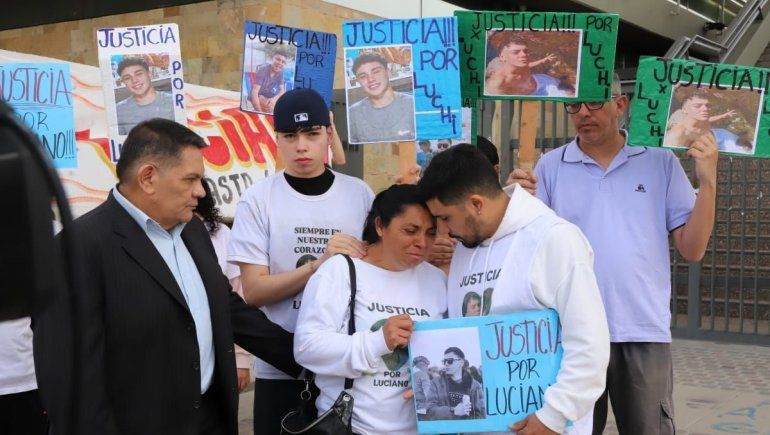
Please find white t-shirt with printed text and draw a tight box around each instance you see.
[228,170,374,379]
[295,256,447,435]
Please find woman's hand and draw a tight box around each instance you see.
[382,314,413,351]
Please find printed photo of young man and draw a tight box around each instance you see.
[346,47,416,144]
[114,56,175,135]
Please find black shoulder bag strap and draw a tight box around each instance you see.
[342,254,356,390]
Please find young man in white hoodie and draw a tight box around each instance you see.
[418,145,610,435]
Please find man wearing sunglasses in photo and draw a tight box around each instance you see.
[508,75,718,435]
[436,139,452,152]
[425,347,485,421]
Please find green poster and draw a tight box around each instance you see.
[455,11,618,102]
[467,98,478,144]
[629,56,770,157]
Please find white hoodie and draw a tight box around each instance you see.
[447,185,610,434]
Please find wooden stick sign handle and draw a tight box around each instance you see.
[518,100,539,171]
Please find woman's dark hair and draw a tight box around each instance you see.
[195,180,222,235]
[361,184,431,244]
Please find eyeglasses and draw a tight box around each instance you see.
[442,358,460,365]
[564,95,621,114]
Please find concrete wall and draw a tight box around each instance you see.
[757,43,770,68]
[742,21,770,68]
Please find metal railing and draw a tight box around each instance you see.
[665,0,770,62]
[670,0,747,25]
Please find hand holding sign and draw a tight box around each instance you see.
[688,131,719,188]
[383,314,414,351]
[510,414,558,435]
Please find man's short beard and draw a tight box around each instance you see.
[458,237,483,249]
[451,214,485,248]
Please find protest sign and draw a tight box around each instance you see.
[97,24,186,163]
[1,62,76,168]
[629,56,770,157]
[409,309,563,434]
[342,17,462,144]
[240,21,336,115]
[1,48,278,219]
[455,11,618,102]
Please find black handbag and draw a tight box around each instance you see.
[280,255,358,435]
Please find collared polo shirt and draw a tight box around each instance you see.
[534,132,696,342]
[113,187,215,393]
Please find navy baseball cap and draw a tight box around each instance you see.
[273,88,330,132]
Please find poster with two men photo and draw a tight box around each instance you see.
[97,24,186,162]
[409,310,564,434]
[240,21,337,115]
[630,56,770,157]
[343,17,462,144]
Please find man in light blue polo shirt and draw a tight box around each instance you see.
[509,76,718,435]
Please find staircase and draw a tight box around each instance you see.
[665,0,770,64]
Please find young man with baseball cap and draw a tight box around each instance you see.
[228,88,374,433]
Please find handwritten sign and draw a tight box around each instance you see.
[97,24,186,163]
[342,17,462,143]
[629,56,770,157]
[240,21,336,115]
[409,310,563,434]
[1,63,76,168]
[455,11,618,102]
